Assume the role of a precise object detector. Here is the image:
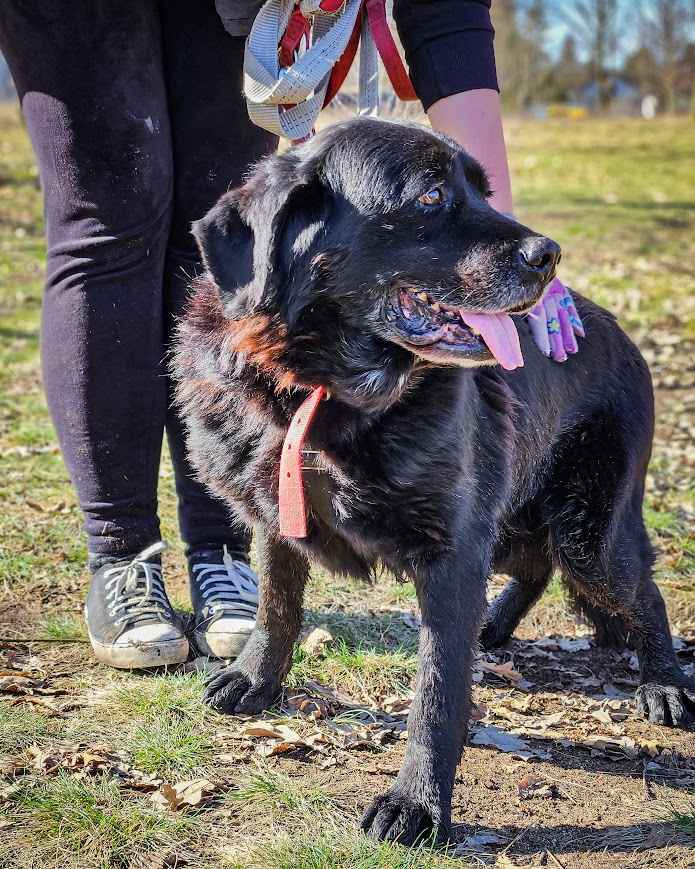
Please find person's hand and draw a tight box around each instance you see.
[527,277,585,363]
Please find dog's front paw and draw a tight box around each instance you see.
[636,682,695,729]
[203,667,281,715]
[361,790,447,846]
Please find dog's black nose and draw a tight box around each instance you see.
[517,236,561,281]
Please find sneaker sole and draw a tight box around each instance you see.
[193,629,251,660]
[88,633,189,670]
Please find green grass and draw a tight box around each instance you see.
[644,505,682,535]
[129,716,214,778]
[41,615,87,641]
[230,764,342,816]
[385,581,417,604]
[0,703,51,755]
[104,673,213,778]
[221,825,464,869]
[669,805,695,836]
[288,639,417,702]
[0,772,194,869]
[110,672,208,722]
[506,117,695,338]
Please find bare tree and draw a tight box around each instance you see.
[563,0,621,108]
[492,0,552,110]
[638,0,695,113]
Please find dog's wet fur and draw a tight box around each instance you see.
[172,119,695,845]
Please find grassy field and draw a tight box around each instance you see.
[0,104,694,868]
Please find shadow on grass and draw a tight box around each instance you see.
[0,325,39,340]
[451,819,693,857]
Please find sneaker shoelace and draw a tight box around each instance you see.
[192,545,258,626]
[103,541,174,631]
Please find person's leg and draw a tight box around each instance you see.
[0,1,173,561]
[0,1,189,667]
[160,0,277,556]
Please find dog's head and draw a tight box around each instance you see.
[193,119,560,408]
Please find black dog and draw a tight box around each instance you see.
[172,118,694,845]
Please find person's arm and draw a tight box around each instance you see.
[393,0,511,211]
[427,89,513,215]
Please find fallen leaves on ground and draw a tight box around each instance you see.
[0,672,62,698]
[150,779,216,811]
[1,741,164,792]
[233,713,406,760]
[471,725,549,761]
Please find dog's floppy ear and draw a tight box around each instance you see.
[192,193,254,304]
[193,169,331,315]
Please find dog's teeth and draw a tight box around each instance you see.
[417,292,428,303]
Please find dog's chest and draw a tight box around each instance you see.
[297,422,474,562]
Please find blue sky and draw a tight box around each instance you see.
[533,0,695,65]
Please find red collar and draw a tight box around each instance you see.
[278,386,328,538]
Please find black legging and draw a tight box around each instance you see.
[0,1,276,560]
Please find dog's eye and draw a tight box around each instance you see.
[418,187,444,207]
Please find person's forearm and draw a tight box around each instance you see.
[427,89,513,215]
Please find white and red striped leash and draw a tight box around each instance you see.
[243,0,416,141]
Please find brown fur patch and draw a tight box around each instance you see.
[182,278,297,392]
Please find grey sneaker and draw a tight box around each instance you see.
[85,541,189,669]
[188,545,258,659]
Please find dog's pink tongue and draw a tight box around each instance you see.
[460,312,524,371]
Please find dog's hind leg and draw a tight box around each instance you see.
[561,516,695,729]
[568,595,631,649]
[203,528,309,715]
[480,543,552,650]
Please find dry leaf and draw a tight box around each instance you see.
[524,711,565,732]
[0,782,21,803]
[11,695,65,716]
[300,627,334,657]
[150,779,216,811]
[590,708,614,726]
[241,724,286,739]
[382,695,412,715]
[479,660,523,683]
[286,693,329,719]
[517,774,561,800]
[257,740,300,757]
[151,783,181,811]
[454,830,509,855]
[174,779,216,807]
[470,702,488,722]
[144,851,188,869]
[557,637,591,652]
[471,725,548,760]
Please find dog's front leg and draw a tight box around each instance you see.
[203,528,309,715]
[362,544,487,845]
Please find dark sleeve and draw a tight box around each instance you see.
[215,0,264,36]
[393,0,499,111]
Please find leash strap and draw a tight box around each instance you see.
[278,385,328,538]
[244,0,416,140]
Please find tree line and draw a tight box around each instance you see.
[493,0,695,113]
